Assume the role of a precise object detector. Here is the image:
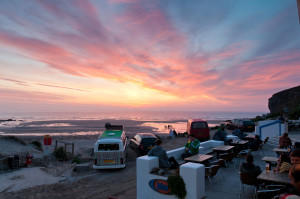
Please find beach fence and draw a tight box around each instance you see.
[54,140,74,158]
[255,120,286,140]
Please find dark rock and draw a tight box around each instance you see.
[268,85,300,115]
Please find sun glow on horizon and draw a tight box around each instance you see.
[0,1,299,112]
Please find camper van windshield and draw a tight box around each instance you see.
[98,144,119,151]
[191,122,208,129]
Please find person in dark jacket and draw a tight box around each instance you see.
[148,139,179,169]
[232,128,246,139]
[248,135,263,151]
[239,154,262,177]
[213,127,228,142]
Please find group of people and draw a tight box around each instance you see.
[147,134,200,170]
[237,132,300,198]
[147,128,300,198]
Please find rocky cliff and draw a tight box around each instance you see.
[268,85,300,115]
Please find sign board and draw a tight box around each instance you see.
[148,179,172,195]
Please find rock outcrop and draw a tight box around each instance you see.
[268,85,300,115]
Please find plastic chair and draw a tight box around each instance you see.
[209,159,225,179]
[239,172,259,198]
[205,165,220,183]
[220,152,235,167]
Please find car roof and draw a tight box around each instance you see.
[99,130,124,139]
[136,133,157,138]
[188,119,207,123]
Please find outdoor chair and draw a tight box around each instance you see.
[220,152,235,168]
[256,185,286,199]
[235,149,251,167]
[239,172,260,199]
[254,143,265,157]
[209,159,225,179]
[264,137,269,144]
[205,165,221,183]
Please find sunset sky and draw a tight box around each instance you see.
[0,0,300,113]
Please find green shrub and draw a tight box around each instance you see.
[72,156,81,164]
[167,175,187,199]
[54,146,67,160]
[210,125,221,130]
[4,136,26,145]
[31,140,43,151]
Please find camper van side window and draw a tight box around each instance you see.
[98,144,119,151]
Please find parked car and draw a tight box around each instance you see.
[225,120,235,130]
[226,119,255,132]
[129,133,158,156]
[186,119,210,141]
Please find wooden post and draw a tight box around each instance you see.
[55,140,57,152]
[72,143,74,156]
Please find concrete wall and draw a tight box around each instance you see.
[136,140,225,199]
[255,120,286,140]
[136,156,205,199]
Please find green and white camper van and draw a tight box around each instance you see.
[93,123,127,169]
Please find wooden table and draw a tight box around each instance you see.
[212,145,235,158]
[230,140,249,153]
[273,148,289,153]
[184,154,214,165]
[244,134,255,141]
[257,170,291,185]
[262,156,279,163]
[262,156,279,170]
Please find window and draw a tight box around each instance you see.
[141,138,157,145]
[98,144,119,151]
[191,122,208,129]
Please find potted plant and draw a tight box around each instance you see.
[167,175,187,199]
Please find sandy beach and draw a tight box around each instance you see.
[2,118,298,199]
[0,119,202,199]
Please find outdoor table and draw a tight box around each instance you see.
[230,140,249,153]
[262,156,279,170]
[262,156,279,163]
[212,145,235,159]
[184,154,214,166]
[257,170,291,185]
[273,148,289,154]
[244,134,255,141]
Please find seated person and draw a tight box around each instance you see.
[239,154,262,177]
[181,134,200,159]
[290,150,300,165]
[213,127,228,142]
[275,153,292,173]
[232,128,246,139]
[289,142,300,156]
[248,135,263,151]
[279,165,300,198]
[279,132,292,149]
[148,139,179,170]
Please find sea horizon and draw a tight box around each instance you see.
[0,110,267,121]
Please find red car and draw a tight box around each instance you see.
[186,119,210,141]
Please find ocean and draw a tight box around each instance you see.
[0,111,266,121]
[0,111,266,136]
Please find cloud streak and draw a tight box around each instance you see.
[0,0,299,112]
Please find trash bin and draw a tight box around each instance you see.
[26,154,33,165]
